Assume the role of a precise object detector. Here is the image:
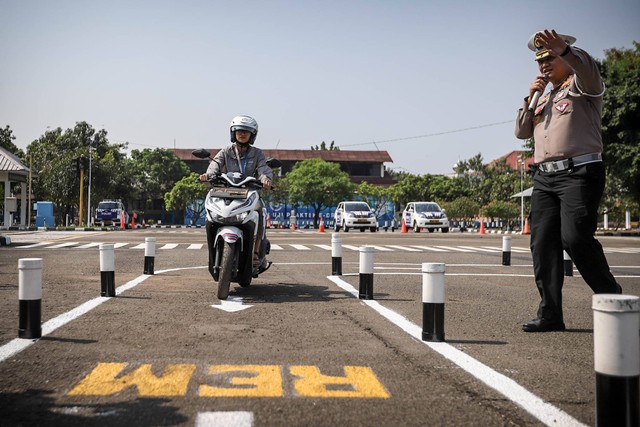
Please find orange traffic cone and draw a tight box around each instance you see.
[401,219,407,233]
[480,219,485,235]
[318,217,325,233]
[290,221,296,231]
[120,211,125,229]
[522,218,531,235]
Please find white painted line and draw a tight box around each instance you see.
[480,246,510,252]
[188,243,204,250]
[290,244,310,251]
[386,245,421,252]
[459,246,499,253]
[410,245,448,252]
[196,411,254,427]
[0,274,150,363]
[432,246,473,252]
[605,248,640,253]
[130,243,146,249]
[16,242,54,249]
[343,245,361,251]
[314,244,332,250]
[270,244,283,250]
[370,245,394,251]
[327,275,586,427]
[75,242,102,249]
[160,243,179,250]
[46,242,79,249]
[113,243,129,249]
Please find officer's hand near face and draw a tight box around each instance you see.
[535,29,569,56]
[199,173,208,181]
[262,179,271,189]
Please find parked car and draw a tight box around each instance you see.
[402,202,449,233]
[333,201,378,232]
[95,199,129,227]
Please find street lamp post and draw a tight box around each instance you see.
[87,129,102,227]
[518,156,524,231]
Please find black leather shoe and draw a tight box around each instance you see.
[522,318,566,332]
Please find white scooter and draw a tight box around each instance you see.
[192,149,278,299]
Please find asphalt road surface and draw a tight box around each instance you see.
[1,228,639,426]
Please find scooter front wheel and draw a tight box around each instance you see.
[217,241,234,299]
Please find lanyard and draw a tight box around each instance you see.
[233,146,249,174]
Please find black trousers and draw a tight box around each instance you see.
[530,162,619,322]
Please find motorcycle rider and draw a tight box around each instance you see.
[199,115,273,274]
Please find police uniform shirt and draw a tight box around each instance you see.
[515,46,605,163]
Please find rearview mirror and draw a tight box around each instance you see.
[191,149,211,159]
[266,158,282,168]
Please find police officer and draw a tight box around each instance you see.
[515,29,621,332]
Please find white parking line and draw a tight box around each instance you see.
[327,275,586,427]
[314,244,332,250]
[188,244,204,250]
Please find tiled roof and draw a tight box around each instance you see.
[0,146,30,174]
[172,148,393,163]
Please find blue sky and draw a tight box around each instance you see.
[2,0,638,175]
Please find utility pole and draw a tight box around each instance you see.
[78,155,86,226]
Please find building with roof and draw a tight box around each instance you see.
[487,150,535,170]
[171,148,396,186]
[0,146,33,228]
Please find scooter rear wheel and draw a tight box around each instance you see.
[217,241,234,299]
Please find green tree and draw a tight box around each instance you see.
[164,173,207,224]
[27,122,131,225]
[311,140,340,151]
[356,181,391,218]
[0,125,24,157]
[283,158,353,227]
[130,148,190,208]
[482,200,520,229]
[441,197,480,224]
[600,42,640,202]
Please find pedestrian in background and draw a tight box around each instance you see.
[515,29,621,332]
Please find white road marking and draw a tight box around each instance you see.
[188,243,204,250]
[327,275,586,427]
[159,243,179,250]
[0,274,151,363]
[270,244,283,250]
[46,242,79,249]
[75,242,102,249]
[290,244,310,251]
[314,244,332,250]
[211,296,253,313]
[412,245,451,252]
[386,245,421,252]
[196,411,254,427]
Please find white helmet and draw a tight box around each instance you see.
[230,115,259,145]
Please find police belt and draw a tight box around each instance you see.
[537,153,602,173]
